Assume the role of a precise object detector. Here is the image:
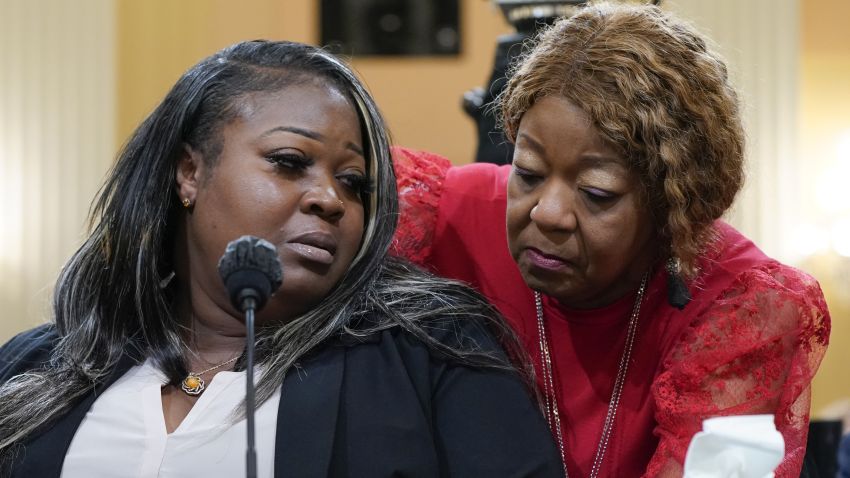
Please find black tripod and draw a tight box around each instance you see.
[464,1,658,164]
[463,1,585,164]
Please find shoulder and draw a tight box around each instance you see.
[352,259,511,363]
[390,147,453,265]
[699,221,829,330]
[0,324,59,383]
[444,161,511,201]
[338,310,514,402]
[670,222,831,360]
[368,274,507,357]
[390,148,514,273]
[688,261,829,353]
[344,313,504,356]
[439,162,511,239]
[415,314,505,357]
[716,260,829,347]
[391,145,510,204]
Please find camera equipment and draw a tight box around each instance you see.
[464,0,660,164]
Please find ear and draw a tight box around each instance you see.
[176,143,205,207]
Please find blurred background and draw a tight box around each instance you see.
[0,0,847,431]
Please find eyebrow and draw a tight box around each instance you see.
[516,132,626,171]
[516,132,547,156]
[577,154,628,171]
[261,126,364,157]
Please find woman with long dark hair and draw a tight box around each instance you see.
[0,40,562,477]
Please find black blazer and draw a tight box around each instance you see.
[0,321,563,477]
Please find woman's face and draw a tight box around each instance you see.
[506,96,655,309]
[178,81,367,323]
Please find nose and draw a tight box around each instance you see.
[301,179,345,222]
[530,183,578,232]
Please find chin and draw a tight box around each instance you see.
[523,271,560,296]
[261,283,327,321]
[523,270,585,303]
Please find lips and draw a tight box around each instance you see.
[285,231,338,265]
[524,247,574,271]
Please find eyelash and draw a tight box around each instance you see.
[515,166,617,202]
[337,173,374,196]
[513,165,541,185]
[581,187,617,202]
[267,153,311,171]
[266,153,373,196]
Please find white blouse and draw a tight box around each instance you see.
[61,360,281,478]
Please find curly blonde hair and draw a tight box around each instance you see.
[499,2,744,276]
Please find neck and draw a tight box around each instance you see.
[189,317,245,360]
[176,299,246,371]
[171,226,247,371]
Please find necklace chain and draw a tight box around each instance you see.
[535,273,648,478]
[180,355,240,396]
[190,355,240,376]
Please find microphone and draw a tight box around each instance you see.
[218,235,283,313]
[218,235,283,478]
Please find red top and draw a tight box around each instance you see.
[390,147,830,477]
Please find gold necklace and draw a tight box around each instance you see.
[180,355,240,396]
[535,273,648,478]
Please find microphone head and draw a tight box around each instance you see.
[217,236,283,312]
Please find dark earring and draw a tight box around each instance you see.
[666,257,691,310]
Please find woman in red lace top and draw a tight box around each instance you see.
[391,3,830,477]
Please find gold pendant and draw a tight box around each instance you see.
[181,374,205,395]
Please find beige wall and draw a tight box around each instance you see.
[799,0,850,417]
[0,0,115,341]
[117,0,313,146]
[117,0,511,164]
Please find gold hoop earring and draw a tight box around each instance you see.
[182,198,192,208]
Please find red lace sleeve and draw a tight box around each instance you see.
[389,147,452,266]
[646,262,831,477]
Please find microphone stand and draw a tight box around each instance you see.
[218,235,282,478]
[243,297,258,478]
